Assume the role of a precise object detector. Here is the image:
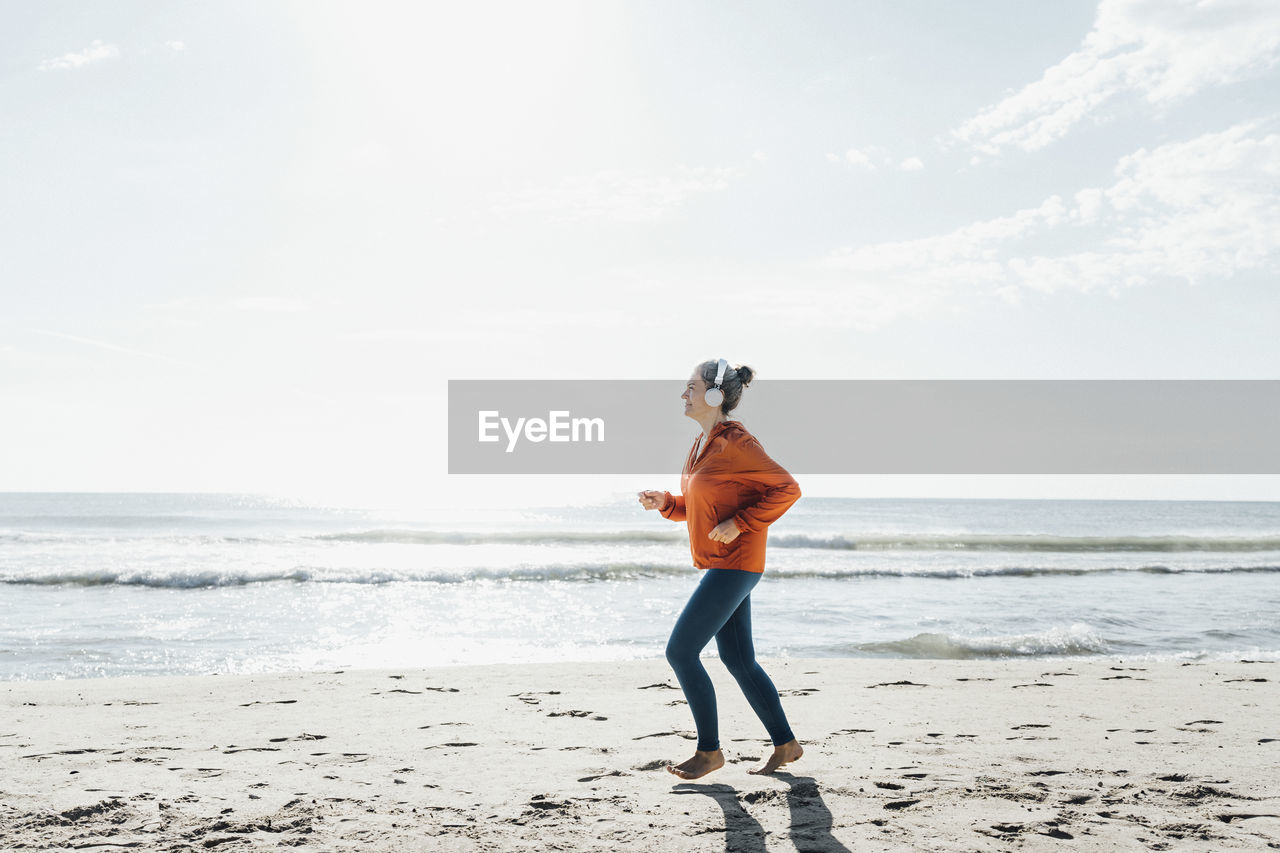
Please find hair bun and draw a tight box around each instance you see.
[734,365,755,387]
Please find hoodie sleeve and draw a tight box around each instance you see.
[659,491,686,522]
[730,436,801,534]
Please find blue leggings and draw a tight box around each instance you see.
[665,568,796,752]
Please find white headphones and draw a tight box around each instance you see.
[703,358,729,407]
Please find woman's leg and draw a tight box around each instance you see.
[664,569,761,752]
[714,591,796,747]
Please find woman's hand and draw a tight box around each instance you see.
[637,490,667,510]
[708,518,741,544]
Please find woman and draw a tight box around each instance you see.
[638,359,804,780]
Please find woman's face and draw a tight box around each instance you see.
[681,370,714,419]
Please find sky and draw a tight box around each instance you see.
[2,0,1279,507]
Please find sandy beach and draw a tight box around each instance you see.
[2,657,1277,851]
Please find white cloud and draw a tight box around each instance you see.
[829,146,919,171]
[841,147,876,169]
[336,329,436,344]
[233,297,312,313]
[38,40,120,71]
[489,166,741,223]
[954,0,1280,155]
[804,121,1280,328]
[30,329,192,365]
[164,41,187,52]
[752,150,768,162]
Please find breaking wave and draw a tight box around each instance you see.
[842,624,1110,659]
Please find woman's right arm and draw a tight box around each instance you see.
[658,491,686,522]
[637,490,686,521]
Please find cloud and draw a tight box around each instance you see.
[233,297,311,313]
[802,121,1279,329]
[826,147,879,169]
[336,309,626,345]
[164,41,186,52]
[827,146,922,171]
[953,0,1280,155]
[30,329,192,366]
[489,166,741,223]
[38,40,120,71]
[841,148,876,169]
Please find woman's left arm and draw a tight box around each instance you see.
[730,435,802,534]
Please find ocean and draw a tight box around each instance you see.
[2,492,1278,681]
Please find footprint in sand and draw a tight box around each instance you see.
[547,710,607,721]
[1217,812,1280,823]
[577,770,629,783]
[221,746,280,754]
[511,691,561,706]
[979,822,1072,841]
[883,799,920,810]
[21,748,100,759]
[1171,784,1247,802]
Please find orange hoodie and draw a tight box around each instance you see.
[659,419,801,573]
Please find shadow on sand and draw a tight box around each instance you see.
[672,772,851,852]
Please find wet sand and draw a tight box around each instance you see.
[2,658,1277,851]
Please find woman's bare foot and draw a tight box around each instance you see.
[665,749,725,780]
[747,739,803,775]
